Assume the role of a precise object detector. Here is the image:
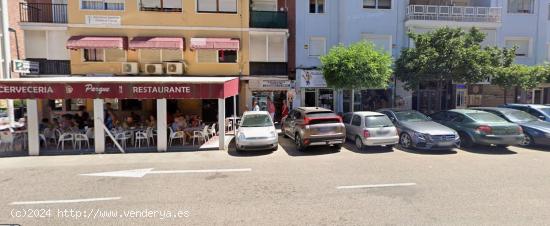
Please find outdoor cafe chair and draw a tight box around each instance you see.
[192,125,209,146]
[208,123,217,138]
[0,130,14,151]
[74,133,90,150]
[57,133,75,151]
[146,127,155,145]
[114,131,132,149]
[169,127,185,146]
[134,131,149,148]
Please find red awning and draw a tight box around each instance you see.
[66,36,128,49]
[190,38,240,50]
[129,37,185,50]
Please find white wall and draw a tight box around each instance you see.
[47,31,70,60]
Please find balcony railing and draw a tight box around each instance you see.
[250,62,288,76]
[26,59,71,75]
[19,3,67,23]
[406,5,501,23]
[250,11,288,29]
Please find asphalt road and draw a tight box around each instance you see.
[1,136,550,226]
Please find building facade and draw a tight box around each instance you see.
[18,0,293,122]
[295,0,550,114]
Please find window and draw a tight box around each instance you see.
[197,0,237,13]
[139,49,183,63]
[343,113,353,124]
[362,34,392,54]
[81,0,124,10]
[505,38,530,57]
[507,0,534,14]
[250,33,286,62]
[140,0,183,12]
[351,115,362,126]
[105,49,126,62]
[83,49,104,62]
[363,0,391,9]
[218,50,237,63]
[309,37,326,57]
[309,0,325,13]
[197,49,237,63]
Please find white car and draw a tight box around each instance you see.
[236,111,278,152]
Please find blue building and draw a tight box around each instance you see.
[294,0,550,114]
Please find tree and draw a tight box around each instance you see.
[492,65,546,104]
[320,41,393,90]
[395,27,496,91]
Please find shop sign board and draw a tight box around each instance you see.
[0,80,238,100]
[85,15,121,25]
[299,70,327,88]
[249,79,291,90]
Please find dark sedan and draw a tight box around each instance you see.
[472,107,550,146]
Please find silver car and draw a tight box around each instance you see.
[236,111,278,152]
[378,109,460,150]
[343,112,398,150]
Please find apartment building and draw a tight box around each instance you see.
[18,0,293,122]
[295,0,550,114]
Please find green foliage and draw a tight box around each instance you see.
[492,65,547,91]
[320,41,393,90]
[395,27,496,90]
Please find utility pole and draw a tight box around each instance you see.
[1,0,14,123]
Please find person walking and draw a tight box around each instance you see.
[252,99,260,111]
[281,99,289,119]
[267,97,276,120]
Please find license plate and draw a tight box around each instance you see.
[378,130,390,135]
[318,128,332,133]
[438,141,454,147]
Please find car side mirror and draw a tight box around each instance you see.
[539,115,546,120]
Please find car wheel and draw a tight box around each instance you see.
[459,132,473,148]
[520,134,534,147]
[295,134,306,152]
[399,133,412,149]
[355,136,364,151]
[235,147,243,153]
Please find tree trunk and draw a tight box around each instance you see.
[503,88,507,104]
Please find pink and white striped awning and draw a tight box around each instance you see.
[66,36,128,49]
[129,37,185,50]
[190,38,240,50]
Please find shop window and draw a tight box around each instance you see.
[121,100,143,111]
[363,0,391,9]
[140,0,182,12]
[197,0,237,13]
[218,50,237,63]
[83,49,104,62]
[105,49,126,62]
[309,0,325,13]
[507,0,534,14]
[505,38,530,57]
[309,37,326,57]
[81,0,124,10]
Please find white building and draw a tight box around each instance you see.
[295,0,550,113]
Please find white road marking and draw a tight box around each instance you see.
[10,197,121,205]
[80,168,252,178]
[148,168,252,174]
[336,183,417,190]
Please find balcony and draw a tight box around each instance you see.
[250,62,288,76]
[26,59,71,76]
[19,3,67,24]
[250,11,288,29]
[406,5,501,23]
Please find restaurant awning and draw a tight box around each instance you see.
[66,36,128,49]
[0,77,239,100]
[129,37,185,50]
[190,38,240,50]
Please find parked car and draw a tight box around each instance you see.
[430,109,524,148]
[343,112,398,151]
[378,109,459,150]
[472,107,550,146]
[500,104,550,122]
[281,107,345,151]
[236,111,278,152]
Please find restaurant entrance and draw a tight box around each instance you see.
[0,77,239,156]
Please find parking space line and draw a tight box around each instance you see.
[336,183,416,190]
[10,197,121,205]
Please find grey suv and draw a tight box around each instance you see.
[281,107,346,151]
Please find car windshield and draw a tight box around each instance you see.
[365,115,393,128]
[466,112,507,123]
[394,111,430,122]
[505,111,539,123]
[241,114,273,127]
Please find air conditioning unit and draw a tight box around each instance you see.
[144,64,163,75]
[164,62,183,75]
[121,62,138,75]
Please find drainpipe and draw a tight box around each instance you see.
[1,0,14,123]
